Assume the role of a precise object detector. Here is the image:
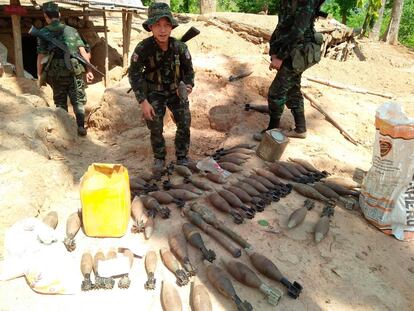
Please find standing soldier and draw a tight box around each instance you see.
[36,1,94,136]
[254,0,326,140]
[129,3,194,172]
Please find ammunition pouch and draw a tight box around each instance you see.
[48,59,73,78]
[290,32,323,74]
[146,81,177,93]
[70,58,85,76]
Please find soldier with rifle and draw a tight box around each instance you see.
[253,0,328,141]
[129,2,198,173]
[34,1,95,136]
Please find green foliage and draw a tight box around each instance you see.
[399,0,414,47]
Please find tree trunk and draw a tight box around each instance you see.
[155,0,170,6]
[200,0,216,14]
[341,14,347,25]
[370,0,386,40]
[383,0,404,44]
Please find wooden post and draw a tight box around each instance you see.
[11,0,24,77]
[122,11,132,69]
[103,8,108,87]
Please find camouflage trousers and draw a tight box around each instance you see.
[47,74,86,118]
[268,58,304,119]
[146,91,191,160]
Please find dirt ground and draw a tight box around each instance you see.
[0,12,413,311]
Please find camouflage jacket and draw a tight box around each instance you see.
[128,37,195,103]
[37,20,85,56]
[269,0,319,60]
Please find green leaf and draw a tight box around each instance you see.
[258,219,269,227]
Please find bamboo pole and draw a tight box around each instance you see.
[103,8,108,87]
[303,75,394,99]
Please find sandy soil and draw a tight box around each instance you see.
[0,12,413,311]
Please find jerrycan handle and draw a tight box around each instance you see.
[92,163,123,177]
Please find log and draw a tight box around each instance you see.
[303,75,393,99]
[303,91,358,145]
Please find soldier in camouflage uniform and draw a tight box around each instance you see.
[129,2,194,172]
[254,0,325,140]
[36,1,94,136]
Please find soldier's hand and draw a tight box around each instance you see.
[186,84,193,95]
[86,71,94,83]
[269,55,283,71]
[141,100,156,121]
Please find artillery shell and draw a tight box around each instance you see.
[205,173,227,184]
[167,189,199,201]
[218,189,246,208]
[217,156,245,166]
[268,163,296,180]
[187,160,201,173]
[175,165,192,178]
[287,206,308,229]
[144,250,157,290]
[171,183,203,195]
[249,174,276,189]
[313,182,340,199]
[131,195,146,232]
[150,191,176,204]
[130,176,148,186]
[323,181,360,197]
[145,217,155,239]
[224,185,252,203]
[253,168,282,185]
[168,233,196,276]
[42,211,58,229]
[292,182,330,202]
[224,148,256,155]
[244,103,270,113]
[182,223,216,262]
[161,281,183,311]
[226,143,256,150]
[80,252,93,291]
[276,161,305,178]
[314,216,330,243]
[207,192,244,224]
[283,161,310,175]
[118,249,133,289]
[190,282,212,311]
[160,247,189,286]
[221,152,250,160]
[234,181,261,197]
[93,251,113,289]
[189,178,213,191]
[240,177,269,193]
[219,162,244,173]
[289,158,320,173]
[63,211,81,252]
[140,170,154,182]
[323,176,360,189]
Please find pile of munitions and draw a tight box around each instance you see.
[40,142,361,310]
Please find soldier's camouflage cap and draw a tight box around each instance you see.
[42,1,59,13]
[142,2,178,32]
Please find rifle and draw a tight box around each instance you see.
[127,26,200,94]
[29,26,105,77]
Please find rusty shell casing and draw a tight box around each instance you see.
[248,252,283,282]
[175,165,192,178]
[207,192,234,213]
[168,233,196,276]
[203,224,241,258]
[80,252,93,291]
[312,182,340,199]
[224,186,253,203]
[63,211,81,252]
[217,156,245,166]
[253,168,282,185]
[42,211,58,229]
[226,143,256,150]
[171,183,203,195]
[182,223,216,262]
[268,163,296,180]
[145,250,157,290]
[234,181,261,197]
[191,282,212,311]
[249,174,276,189]
[314,215,330,243]
[288,158,320,173]
[283,160,309,175]
[187,160,201,173]
[150,191,175,204]
[160,247,189,286]
[130,176,148,186]
[161,281,183,311]
[292,183,329,202]
[224,148,256,155]
[221,152,250,160]
[131,196,146,232]
[244,103,269,113]
[276,161,304,177]
[189,179,213,191]
[145,217,155,240]
[322,181,360,197]
[218,189,245,208]
[205,173,227,184]
[287,206,308,229]
[142,195,162,211]
[323,177,360,189]
[241,177,269,193]
[167,189,199,201]
[218,162,244,173]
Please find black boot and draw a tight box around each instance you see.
[76,114,87,136]
[284,109,307,138]
[253,116,281,141]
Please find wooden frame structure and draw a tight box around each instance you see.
[1,0,145,86]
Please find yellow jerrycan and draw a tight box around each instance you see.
[80,163,131,237]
